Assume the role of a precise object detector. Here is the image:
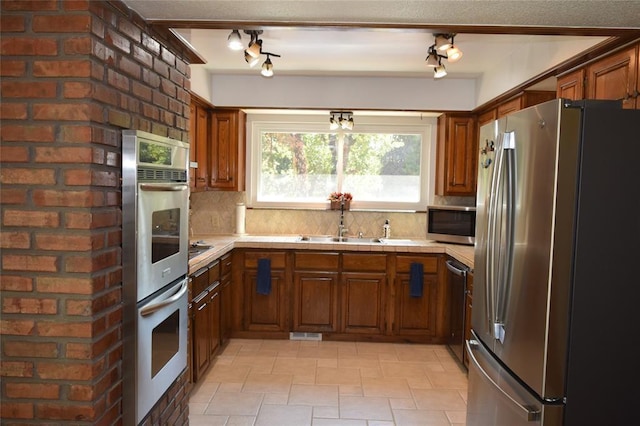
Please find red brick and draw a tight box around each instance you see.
[33,15,91,32]
[141,33,160,54]
[161,47,176,67]
[2,297,57,314]
[32,189,103,207]
[60,125,92,143]
[105,150,119,167]
[105,28,130,54]
[36,276,93,295]
[119,18,141,41]
[1,60,26,76]
[64,169,118,187]
[1,81,57,98]
[0,102,27,119]
[107,69,129,91]
[37,321,92,339]
[0,319,36,336]
[64,210,118,229]
[0,275,33,292]
[36,402,97,422]
[65,342,92,359]
[152,91,169,109]
[63,81,92,98]
[0,168,56,185]
[3,210,59,227]
[5,382,60,399]
[33,102,91,121]
[160,78,177,97]
[35,232,101,251]
[0,402,34,419]
[65,249,118,273]
[2,254,58,272]
[69,384,95,401]
[64,35,92,55]
[0,231,30,249]
[1,361,34,379]
[153,58,170,78]
[0,124,55,142]
[3,341,58,358]
[66,299,92,316]
[142,103,159,120]
[118,55,140,78]
[68,289,119,317]
[132,45,153,68]
[33,60,91,77]
[107,109,131,128]
[2,0,58,11]
[0,15,26,32]
[34,146,93,163]
[1,37,58,56]
[64,0,90,11]
[1,144,31,162]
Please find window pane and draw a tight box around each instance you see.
[343,133,422,202]
[259,132,338,202]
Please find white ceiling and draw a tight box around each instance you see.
[121,0,638,106]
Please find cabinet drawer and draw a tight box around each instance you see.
[342,253,387,272]
[244,251,286,269]
[209,260,220,283]
[191,266,209,297]
[294,252,339,270]
[396,255,439,274]
[220,252,232,276]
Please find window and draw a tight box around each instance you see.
[247,113,435,211]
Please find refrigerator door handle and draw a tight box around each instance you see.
[467,339,541,422]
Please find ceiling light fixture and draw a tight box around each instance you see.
[329,111,354,130]
[425,33,462,78]
[232,30,282,77]
[227,30,243,51]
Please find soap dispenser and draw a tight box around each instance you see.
[383,220,391,239]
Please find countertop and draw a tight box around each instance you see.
[188,234,474,274]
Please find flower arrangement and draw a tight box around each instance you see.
[328,192,353,209]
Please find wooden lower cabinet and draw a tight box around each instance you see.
[394,255,439,337]
[233,249,464,343]
[219,252,233,345]
[192,289,210,382]
[463,271,474,368]
[243,251,288,332]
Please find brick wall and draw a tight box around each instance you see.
[1,1,192,424]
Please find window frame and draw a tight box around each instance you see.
[246,112,436,211]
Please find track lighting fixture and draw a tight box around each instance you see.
[329,111,354,130]
[227,29,282,77]
[425,34,462,78]
[227,30,243,51]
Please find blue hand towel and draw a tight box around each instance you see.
[256,258,272,295]
[409,262,424,298]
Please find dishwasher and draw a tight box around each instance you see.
[446,259,469,365]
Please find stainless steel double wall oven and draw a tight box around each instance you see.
[122,130,190,425]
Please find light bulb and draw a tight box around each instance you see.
[227,30,243,51]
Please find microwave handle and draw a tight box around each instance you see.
[139,183,188,192]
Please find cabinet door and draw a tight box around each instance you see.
[436,114,477,196]
[220,253,232,344]
[189,102,197,189]
[557,69,585,101]
[293,271,339,332]
[496,97,522,118]
[587,45,638,109]
[194,105,209,189]
[209,288,221,358]
[463,272,474,368]
[244,270,287,332]
[192,293,210,382]
[477,109,497,128]
[341,272,386,335]
[210,109,246,190]
[395,273,438,336]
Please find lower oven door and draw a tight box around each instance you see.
[136,277,188,424]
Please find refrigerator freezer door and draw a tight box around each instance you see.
[466,334,564,426]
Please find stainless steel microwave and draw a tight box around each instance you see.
[426,205,476,245]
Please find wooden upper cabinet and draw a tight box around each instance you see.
[477,109,497,128]
[557,68,586,101]
[189,101,210,190]
[210,109,246,191]
[586,44,639,109]
[497,91,556,118]
[435,114,477,197]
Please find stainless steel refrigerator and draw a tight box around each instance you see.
[467,99,640,426]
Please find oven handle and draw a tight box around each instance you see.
[139,183,188,192]
[140,279,187,317]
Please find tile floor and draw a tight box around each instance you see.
[189,339,468,426]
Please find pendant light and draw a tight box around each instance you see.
[261,55,274,77]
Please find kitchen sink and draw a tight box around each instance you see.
[298,235,383,243]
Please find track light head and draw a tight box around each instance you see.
[434,34,453,52]
[227,30,243,51]
[246,38,262,58]
[434,62,447,79]
[446,45,463,62]
[245,51,260,67]
[425,46,439,67]
[261,56,274,77]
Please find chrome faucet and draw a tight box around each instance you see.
[337,199,348,241]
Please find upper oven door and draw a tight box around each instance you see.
[137,182,189,301]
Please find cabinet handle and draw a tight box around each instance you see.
[198,301,207,311]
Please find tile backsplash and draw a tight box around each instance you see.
[190,191,429,238]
